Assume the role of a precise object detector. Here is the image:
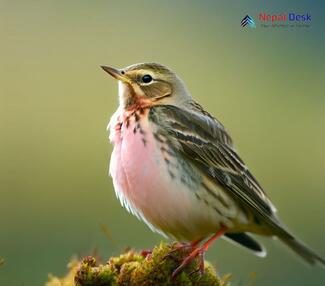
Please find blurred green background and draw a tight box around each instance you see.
[1,0,324,285]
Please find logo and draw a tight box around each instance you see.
[241,12,311,29]
[241,15,256,28]
[259,12,311,22]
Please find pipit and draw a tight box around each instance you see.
[101,62,324,276]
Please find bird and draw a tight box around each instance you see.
[101,62,325,276]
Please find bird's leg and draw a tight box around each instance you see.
[175,238,203,250]
[164,238,203,261]
[172,226,228,278]
[143,238,203,260]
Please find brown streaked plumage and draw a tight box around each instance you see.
[102,62,325,276]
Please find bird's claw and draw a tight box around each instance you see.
[171,247,205,278]
[163,242,194,261]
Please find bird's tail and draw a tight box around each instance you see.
[278,228,325,267]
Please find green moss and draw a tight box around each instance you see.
[46,242,230,286]
[74,256,117,286]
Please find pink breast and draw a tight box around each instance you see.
[109,110,193,235]
[119,115,171,210]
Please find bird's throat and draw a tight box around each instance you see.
[118,81,152,111]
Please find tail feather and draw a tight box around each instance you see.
[278,230,325,267]
[224,232,266,257]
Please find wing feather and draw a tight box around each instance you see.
[149,103,279,229]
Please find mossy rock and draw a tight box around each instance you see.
[45,242,230,286]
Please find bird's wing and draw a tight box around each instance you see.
[149,103,280,229]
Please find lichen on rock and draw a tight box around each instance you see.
[45,242,230,286]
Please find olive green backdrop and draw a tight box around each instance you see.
[1,0,324,285]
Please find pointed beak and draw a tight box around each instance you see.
[100,65,131,84]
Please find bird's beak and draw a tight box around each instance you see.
[101,65,131,84]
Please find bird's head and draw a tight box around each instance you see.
[101,63,191,109]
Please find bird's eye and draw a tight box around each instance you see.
[142,74,153,83]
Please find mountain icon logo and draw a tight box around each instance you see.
[241,15,256,28]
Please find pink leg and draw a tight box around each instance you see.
[172,226,228,278]
[164,237,203,261]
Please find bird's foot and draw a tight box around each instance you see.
[171,245,205,278]
[171,226,228,278]
[163,239,202,261]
